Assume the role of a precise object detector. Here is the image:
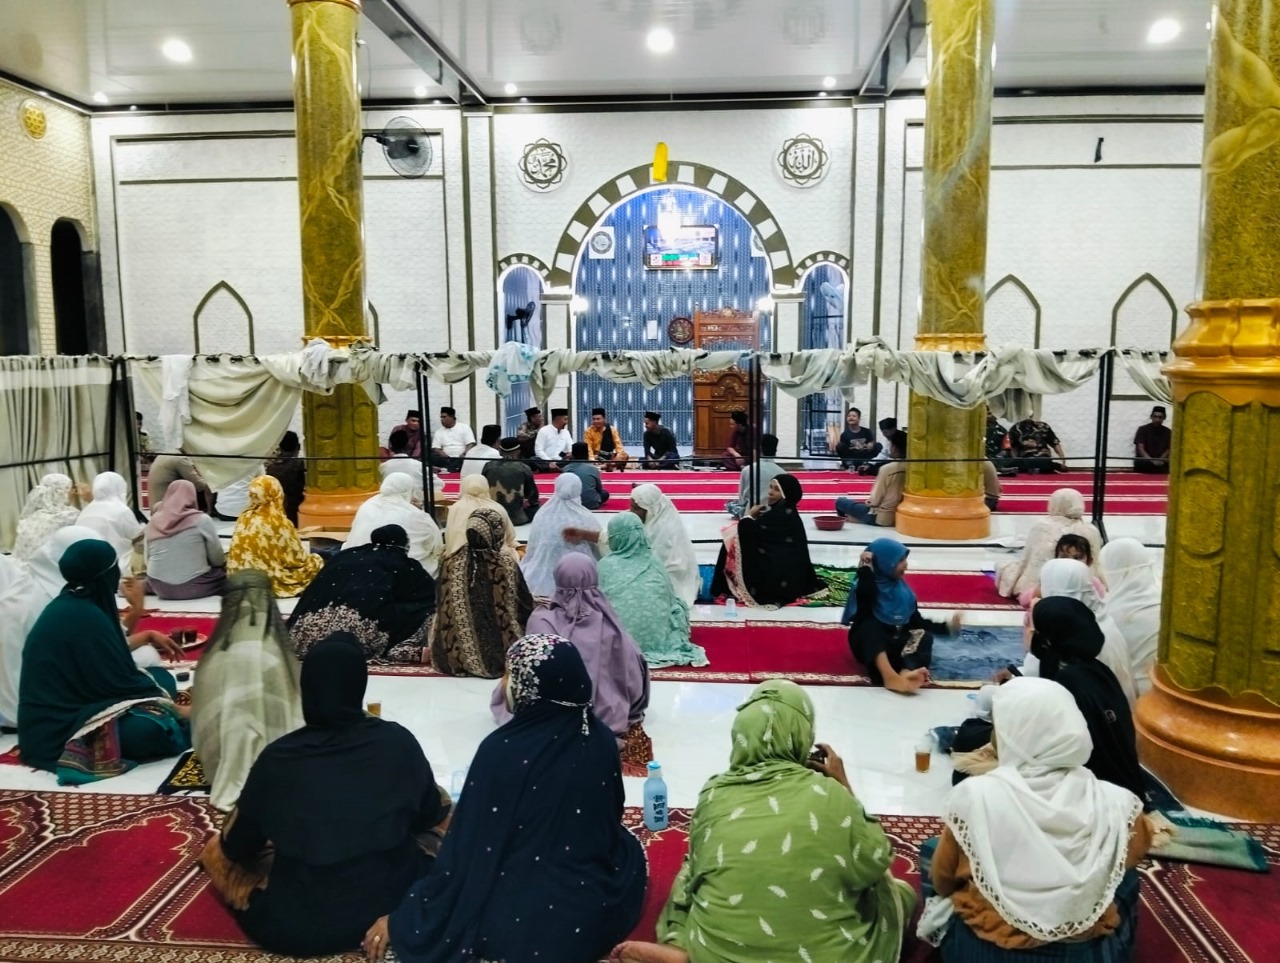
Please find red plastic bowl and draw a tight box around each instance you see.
[814,515,847,531]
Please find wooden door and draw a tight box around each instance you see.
[691,308,760,457]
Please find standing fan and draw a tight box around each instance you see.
[370,116,433,178]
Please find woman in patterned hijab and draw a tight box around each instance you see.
[428,505,533,677]
[611,679,915,963]
[226,476,323,598]
[12,473,81,560]
[374,635,645,963]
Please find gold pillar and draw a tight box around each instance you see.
[288,0,379,527]
[1135,1,1280,821]
[895,0,994,540]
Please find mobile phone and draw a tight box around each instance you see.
[808,745,827,764]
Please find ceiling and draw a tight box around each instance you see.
[0,0,1213,109]
[0,0,448,107]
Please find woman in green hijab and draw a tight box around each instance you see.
[611,680,915,963]
[596,512,707,669]
[18,537,190,784]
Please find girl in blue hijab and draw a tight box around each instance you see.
[841,538,959,693]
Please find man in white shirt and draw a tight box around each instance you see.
[382,429,444,493]
[534,407,574,472]
[461,424,503,478]
[430,406,476,472]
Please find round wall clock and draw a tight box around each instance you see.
[668,316,693,344]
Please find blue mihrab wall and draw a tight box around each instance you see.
[573,187,770,448]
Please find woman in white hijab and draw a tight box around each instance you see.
[12,473,81,560]
[1098,539,1161,695]
[23,524,104,615]
[192,569,304,811]
[920,676,1148,955]
[519,473,600,597]
[628,484,701,607]
[77,471,144,569]
[0,555,38,728]
[1022,559,1137,706]
[346,474,444,577]
[996,488,1103,601]
[442,474,517,557]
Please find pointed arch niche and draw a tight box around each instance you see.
[193,281,253,354]
[799,260,850,452]
[985,274,1042,348]
[498,263,547,436]
[1111,273,1178,399]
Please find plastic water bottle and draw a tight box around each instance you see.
[724,598,738,620]
[643,761,669,830]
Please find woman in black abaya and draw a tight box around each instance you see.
[711,473,824,606]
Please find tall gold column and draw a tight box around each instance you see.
[894,0,994,540]
[1135,0,1280,821]
[288,0,379,527]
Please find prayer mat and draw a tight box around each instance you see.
[619,722,655,778]
[698,564,1021,611]
[157,749,212,796]
[0,746,26,767]
[0,790,1273,963]
[620,807,1280,963]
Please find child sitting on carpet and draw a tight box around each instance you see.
[841,538,960,694]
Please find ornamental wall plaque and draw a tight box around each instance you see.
[587,226,615,259]
[778,133,828,187]
[18,99,47,140]
[518,138,568,192]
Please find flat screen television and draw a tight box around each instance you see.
[643,224,719,270]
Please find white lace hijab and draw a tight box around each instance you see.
[946,677,1141,943]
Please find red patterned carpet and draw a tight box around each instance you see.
[0,791,1273,963]
[496,469,1169,515]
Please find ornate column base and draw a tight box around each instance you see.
[894,493,991,540]
[1135,666,1280,821]
[298,488,378,530]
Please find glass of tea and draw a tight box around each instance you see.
[914,741,932,774]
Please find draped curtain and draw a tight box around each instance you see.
[0,356,131,550]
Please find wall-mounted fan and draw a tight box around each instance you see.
[506,300,537,340]
[369,116,433,179]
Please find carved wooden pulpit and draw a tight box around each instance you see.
[692,307,761,457]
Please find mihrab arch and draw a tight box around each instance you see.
[545,160,796,290]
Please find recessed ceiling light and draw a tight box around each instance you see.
[1147,18,1181,44]
[433,99,441,105]
[822,76,836,89]
[504,82,518,95]
[818,90,827,97]
[162,38,193,63]
[647,27,675,54]
[413,85,428,97]
[92,91,109,104]
[129,104,138,111]
[520,96,528,103]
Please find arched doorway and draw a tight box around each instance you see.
[573,186,771,448]
[52,218,105,354]
[498,263,546,436]
[800,262,849,454]
[0,206,32,355]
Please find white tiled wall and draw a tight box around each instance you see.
[90,93,1205,462]
[876,94,1203,460]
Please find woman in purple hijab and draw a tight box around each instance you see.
[491,554,649,741]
